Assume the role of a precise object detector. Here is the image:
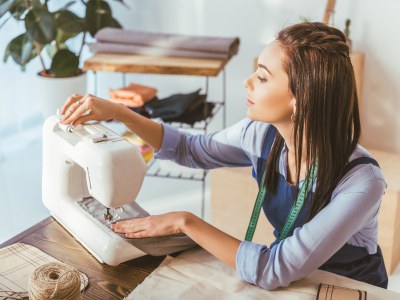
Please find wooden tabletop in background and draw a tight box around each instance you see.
[0,217,166,300]
[83,53,228,77]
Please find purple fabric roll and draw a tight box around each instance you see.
[89,42,230,59]
[89,27,240,59]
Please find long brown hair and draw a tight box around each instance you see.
[264,22,360,223]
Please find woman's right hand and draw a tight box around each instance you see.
[60,93,126,127]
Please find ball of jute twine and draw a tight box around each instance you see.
[27,261,86,300]
[0,261,86,300]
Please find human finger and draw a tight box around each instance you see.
[62,96,94,126]
[112,220,138,230]
[126,231,148,238]
[60,94,84,115]
[61,101,82,122]
[114,225,145,233]
[70,112,96,127]
[116,219,146,229]
[61,94,92,122]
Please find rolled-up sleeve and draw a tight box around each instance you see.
[154,122,181,161]
[236,167,386,291]
[236,241,267,285]
[154,119,255,169]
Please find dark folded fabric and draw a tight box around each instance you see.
[184,94,207,114]
[128,96,159,118]
[146,89,202,119]
[162,102,215,125]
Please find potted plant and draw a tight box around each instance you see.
[1,0,126,118]
[344,19,352,53]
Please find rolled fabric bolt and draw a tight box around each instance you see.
[59,123,75,133]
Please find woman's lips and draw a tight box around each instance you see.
[246,99,254,106]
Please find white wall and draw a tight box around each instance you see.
[1,0,399,152]
[111,0,400,153]
[0,0,399,241]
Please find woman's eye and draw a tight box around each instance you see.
[257,76,267,83]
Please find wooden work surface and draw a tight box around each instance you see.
[83,53,228,77]
[0,217,166,299]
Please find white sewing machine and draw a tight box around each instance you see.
[42,111,148,265]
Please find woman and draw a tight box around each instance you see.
[60,22,388,290]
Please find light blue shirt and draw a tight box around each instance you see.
[154,118,387,290]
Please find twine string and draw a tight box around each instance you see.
[49,269,87,299]
[0,261,87,300]
[0,291,27,299]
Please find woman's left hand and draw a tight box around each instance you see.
[110,212,187,238]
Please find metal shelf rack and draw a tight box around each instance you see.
[83,53,230,219]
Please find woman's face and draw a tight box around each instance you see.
[243,40,295,124]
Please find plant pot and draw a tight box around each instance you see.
[37,71,87,120]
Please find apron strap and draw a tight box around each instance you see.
[342,157,380,177]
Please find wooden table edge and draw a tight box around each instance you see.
[1,216,54,249]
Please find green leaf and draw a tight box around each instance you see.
[57,10,86,33]
[8,33,33,66]
[25,7,57,44]
[30,44,38,60]
[0,0,15,18]
[50,48,79,77]
[85,0,112,37]
[45,42,68,59]
[56,1,76,12]
[31,0,43,7]
[29,42,43,60]
[4,40,11,62]
[110,17,121,29]
[299,15,311,23]
[9,0,26,20]
[55,27,78,44]
[113,0,129,9]
[44,43,54,58]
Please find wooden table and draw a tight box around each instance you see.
[0,217,166,299]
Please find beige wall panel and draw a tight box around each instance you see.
[350,51,365,108]
[211,167,275,246]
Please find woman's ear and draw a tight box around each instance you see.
[291,98,297,115]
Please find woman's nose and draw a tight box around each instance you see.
[243,76,253,91]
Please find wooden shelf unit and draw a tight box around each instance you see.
[83,53,228,77]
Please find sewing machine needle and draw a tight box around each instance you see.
[104,207,113,221]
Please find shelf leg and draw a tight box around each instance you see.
[223,68,226,129]
[205,76,209,99]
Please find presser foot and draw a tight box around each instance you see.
[104,207,113,221]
